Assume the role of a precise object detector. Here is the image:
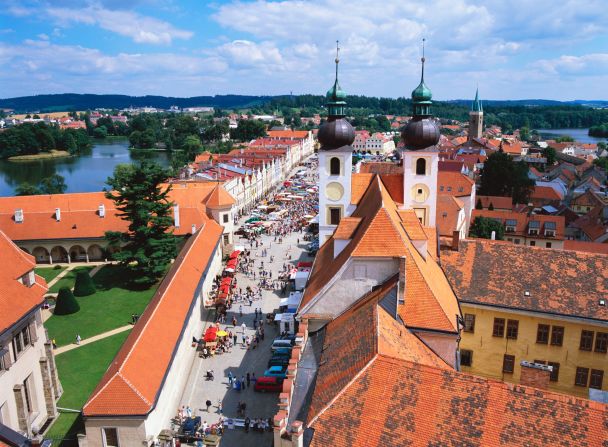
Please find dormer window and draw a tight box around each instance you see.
[528,220,540,236]
[505,219,517,233]
[544,221,556,237]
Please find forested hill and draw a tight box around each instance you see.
[2,93,608,130]
[0,94,271,112]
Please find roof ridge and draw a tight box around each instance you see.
[117,372,153,406]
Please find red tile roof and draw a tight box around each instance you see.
[563,240,608,255]
[437,171,475,197]
[0,230,47,334]
[472,209,565,240]
[204,184,236,209]
[83,221,223,416]
[436,195,464,237]
[531,185,562,201]
[476,195,513,210]
[308,356,608,447]
[441,239,608,322]
[267,130,310,139]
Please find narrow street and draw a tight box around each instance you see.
[178,162,316,446]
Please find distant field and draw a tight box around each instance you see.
[9,111,84,120]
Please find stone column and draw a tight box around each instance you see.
[39,357,58,418]
[291,421,304,447]
[13,384,30,435]
[44,341,63,398]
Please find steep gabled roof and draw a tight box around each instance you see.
[204,184,236,209]
[83,220,223,416]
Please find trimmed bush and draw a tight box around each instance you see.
[73,271,96,297]
[54,287,80,315]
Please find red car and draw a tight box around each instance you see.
[254,376,283,392]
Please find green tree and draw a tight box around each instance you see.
[182,135,203,161]
[64,133,77,154]
[230,119,267,141]
[478,151,534,204]
[54,287,80,315]
[593,157,608,171]
[93,126,108,139]
[475,198,483,210]
[519,126,530,141]
[39,174,67,194]
[15,182,41,196]
[104,162,176,285]
[469,216,505,240]
[555,135,574,143]
[542,147,556,166]
[73,270,96,297]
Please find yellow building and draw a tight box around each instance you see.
[442,239,608,398]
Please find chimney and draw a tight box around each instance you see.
[490,230,496,240]
[55,208,61,222]
[173,204,180,228]
[191,224,197,234]
[14,209,23,223]
[98,204,105,218]
[520,361,551,390]
[452,230,460,251]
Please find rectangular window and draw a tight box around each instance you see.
[102,427,120,447]
[590,369,604,390]
[21,327,29,347]
[595,332,608,353]
[329,207,341,225]
[223,234,230,245]
[575,367,589,387]
[463,314,475,333]
[493,318,505,337]
[502,354,515,373]
[546,242,552,248]
[580,330,594,351]
[548,362,560,382]
[506,320,519,339]
[460,349,473,367]
[222,214,229,223]
[550,326,564,346]
[536,324,550,344]
[530,240,536,246]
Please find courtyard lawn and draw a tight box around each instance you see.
[45,265,157,347]
[35,266,66,284]
[45,331,130,446]
[48,266,95,294]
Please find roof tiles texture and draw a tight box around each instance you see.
[83,221,223,416]
[441,239,608,322]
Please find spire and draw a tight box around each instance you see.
[472,87,483,113]
[411,38,432,117]
[421,37,426,83]
[326,40,347,118]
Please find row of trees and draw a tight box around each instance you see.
[0,122,90,159]
[589,123,608,137]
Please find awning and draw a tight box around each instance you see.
[229,250,241,259]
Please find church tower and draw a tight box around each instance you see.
[401,40,440,227]
[468,88,483,140]
[318,42,356,244]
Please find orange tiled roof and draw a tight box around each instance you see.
[204,184,236,209]
[350,173,374,205]
[306,276,449,423]
[436,195,464,237]
[437,171,474,197]
[531,185,562,201]
[308,356,608,447]
[267,130,309,139]
[83,221,223,416]
[0,230,47,334]
[476,195,513,210]
[563,240,608,255]
[472,209,565,240]
[333,217,362,240]
[442,239,608,322]
[359,162,402,175]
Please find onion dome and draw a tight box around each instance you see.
[401,39,440,151]
[319,41,355,151]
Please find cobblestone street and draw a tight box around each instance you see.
[178,165,315,446]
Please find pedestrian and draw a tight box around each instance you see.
[186,406,193,418]
[228,371,234,385]
[246,373,251,387]
[76,334,81,345]
[241,376,246,388]
[233,334,238,346]
[251,372,256,385]
[241,322,246,333]
[249,298,253,306]
[253,319,257,330]
[242,334,246,345]
[206,399,212,412]
[217,399,223,414]
[239,305,243,316]
[232,316,237,327]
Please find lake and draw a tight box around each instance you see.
[0,139,171,196]
[537,128,608,144]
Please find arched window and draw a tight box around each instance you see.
[330,157,341,175]
[416,158,426,175]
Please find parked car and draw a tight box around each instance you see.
[268,356,290,368]
[272,347,292,356]
[179,416,201,442]
[271,339,294,351]
[275,334,296,344]
[264,365,287,379]
[254,376,284,392]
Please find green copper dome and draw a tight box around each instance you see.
[327,79,347,101]
[412,80,432,102]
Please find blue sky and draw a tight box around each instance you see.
[1,0,607,100]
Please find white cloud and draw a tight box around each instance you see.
[534,53,608,75]
[37,33,49,40]
[45,6,193,44]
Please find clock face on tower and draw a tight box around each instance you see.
[411,183,429,203]
[326,182,344,201]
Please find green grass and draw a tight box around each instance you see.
[45,265,157,347]
[48,266,94,294]
[45,331,131,446]
[35,266,66,283]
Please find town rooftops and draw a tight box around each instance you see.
[0,230,47,335]
[475,195,513,210]
[267,130,310,139]
[437,171,475,197]
[436,195,464,237]
[441,239,608,323]
[83,221,223,417]
[471,209,565,240]
[204,184,236,209]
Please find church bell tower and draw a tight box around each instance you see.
[468,88,483,140]
[318,42,356,244]
[400,39,440,227]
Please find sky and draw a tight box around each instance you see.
[1,0,607,101]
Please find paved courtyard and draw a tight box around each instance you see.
[178,167,315,446]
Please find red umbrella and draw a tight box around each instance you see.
[229,250,241,259]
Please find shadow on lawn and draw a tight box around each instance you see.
[92,264,155,292]
[46,414,83,447]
